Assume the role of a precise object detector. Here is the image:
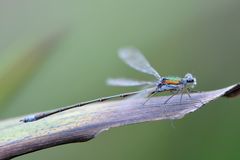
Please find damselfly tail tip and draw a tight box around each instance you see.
[20,115,36,123]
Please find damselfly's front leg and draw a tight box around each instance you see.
[186,88,204,105]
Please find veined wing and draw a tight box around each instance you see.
[118,48,161,80]
[107,78,154,87]
[121,86,157,103]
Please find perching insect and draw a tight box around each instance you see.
[21,48,197,123]
[107,48,197,104]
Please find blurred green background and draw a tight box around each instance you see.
[0,0,240,159]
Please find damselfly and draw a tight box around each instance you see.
[21,48,197,123]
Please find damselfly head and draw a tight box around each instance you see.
[183,73,197,88]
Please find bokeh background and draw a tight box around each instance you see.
[0,0,240,159]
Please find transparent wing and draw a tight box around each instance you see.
[118,48,161,80]
[107,78,154,87]
[121,87,157,104]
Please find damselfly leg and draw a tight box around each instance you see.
[142,89,158,105]
[163,90,180,104]
[186,88,204,105]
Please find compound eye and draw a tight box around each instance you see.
[187,79,194,83]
